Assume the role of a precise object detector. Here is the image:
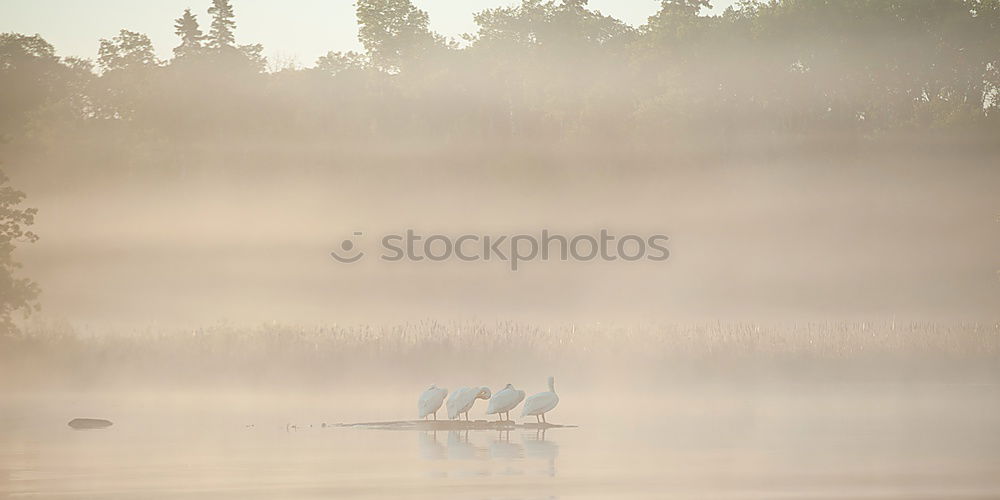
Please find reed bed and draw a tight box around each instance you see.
[2,321,997,389]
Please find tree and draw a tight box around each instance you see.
[98,29,158,73]
[207,0,237,50]
[94,30,158,121]
[173,8,204,59]
[3,0,1000,156]
[643,0,714,41]
[237,43,267,72]
[0,33,65,140]
[315,50,368,76]
[203,1,266,72]
[656,0,712,17]
[356,0,443,72]
[0,170,39,336]
[471,0,631,49]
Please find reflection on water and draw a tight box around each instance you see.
[418,431,447,460]
[419,428,558,476]
[417,427,564,482]
[3,384,1000,499]
[446,430,485,460]
[489,430,525,460]
[523,429,559,477]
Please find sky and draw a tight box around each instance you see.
[1,0,736,67]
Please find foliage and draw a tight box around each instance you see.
[0,171,39,336]
[315,51,368,76]
[207,0,236,50]
[173,8,204,59]
[356,0,447,73]
[0,33,86,141]
[98,30,158,73]
[1,0,999,177]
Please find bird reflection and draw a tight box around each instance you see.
[489,429,524,459]
[417,431,446,460]
[522,428,559,477]
[416,428,560,477]
[447,430,486,460]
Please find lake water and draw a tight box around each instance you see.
[2,382,999,499]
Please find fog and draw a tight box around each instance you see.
[14,155,998,328]
[2,0,999,497]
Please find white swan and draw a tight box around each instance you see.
[522,376,559,423]
[417,385,448,420]
[447,386,492,420]
[486,383,525,422]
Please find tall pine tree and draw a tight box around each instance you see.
[207,0,236,50]
[173,8,204,59]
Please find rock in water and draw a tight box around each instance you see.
[68,418,113,429]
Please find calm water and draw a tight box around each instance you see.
[2,382,999,499]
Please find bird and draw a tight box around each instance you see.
[522,376,559,424]
[447,386,492,420]
[486,383,525,422]
[418,385,448,420]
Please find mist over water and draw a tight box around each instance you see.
[4,381,1000,498]
[5,164,1000,497]
[17,155,1000,328]
[2,0,1000,498]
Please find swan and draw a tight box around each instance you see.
[447,386,492,420]
[522,376,559,424]
[417,385,448,420]
[486,383,525,422]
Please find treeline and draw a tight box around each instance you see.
[2,0,1000,177]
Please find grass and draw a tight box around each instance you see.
[2,320,997,390]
